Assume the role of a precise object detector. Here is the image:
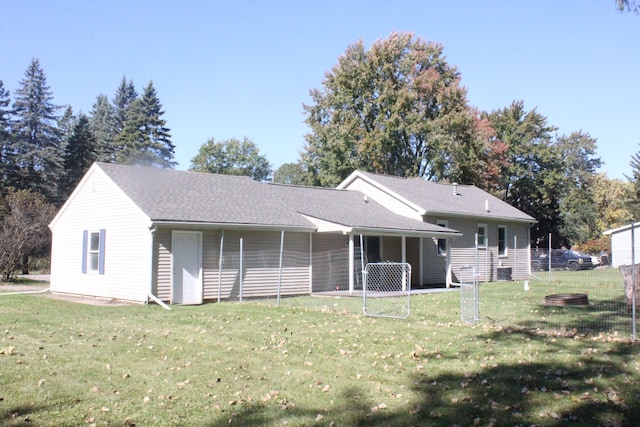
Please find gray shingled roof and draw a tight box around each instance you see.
[357,171,535,222]
[97,163,459,236]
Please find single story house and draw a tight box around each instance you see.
[603,222,640,267]
[49,163,535,305]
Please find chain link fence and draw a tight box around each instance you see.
[211,231,638,340]
[478,250,637,339]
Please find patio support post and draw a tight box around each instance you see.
[348,234,354,295]
[277,230,284,306]
[239,238,244,301]
[514,235,518,281]
[308,233,313,294]
[548,233,552,282]
[218,230,224,303]
[632,223,636,341]
[419,238,424,288]
[359,234,365,289]
[401,236,407,290]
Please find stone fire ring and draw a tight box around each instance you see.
[544,293,589,306]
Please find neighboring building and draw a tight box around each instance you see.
[49,163,535,305]
[603,222,640,267]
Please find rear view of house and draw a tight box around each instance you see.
[50,163,467,304]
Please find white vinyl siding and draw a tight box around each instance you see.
[425,216,531,282]
[50,167,151,302]
[607,226,640,267]
[153,228,172,300]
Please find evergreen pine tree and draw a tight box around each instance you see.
[58,106,76,140]
[112,76,137,136]
[10,59,62,202]
[89,94,117,162]
[0,80,12,188]
[140,81,175,168]
[61,114,96,198]
[115,81,175,168]
[57,106,76,159]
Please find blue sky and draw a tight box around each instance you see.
[1,0,637,180]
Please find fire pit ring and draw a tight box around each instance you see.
[544,293,589,306]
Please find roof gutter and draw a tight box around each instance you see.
[423,210,537,224]
[344,226,461,239]
[150,220,316,233]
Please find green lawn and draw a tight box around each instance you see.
[1,275,639,426]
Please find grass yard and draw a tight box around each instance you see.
[1,277,640,426]
[478,268,634,336]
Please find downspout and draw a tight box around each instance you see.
[147,226,171,311]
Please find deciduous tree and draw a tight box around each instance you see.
[556,131,602,244]
[302,32,503,188]
[189,137,272,181]
[592,173,633,231]
[627,143,640,220]
[274,162,309,185]
[0,189,56,280]
[485,101,564,246]
[616,0,639,13]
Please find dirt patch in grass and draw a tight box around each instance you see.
[1,275,132,306]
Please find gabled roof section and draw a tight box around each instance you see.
[603,221,640,236]
[93,163,460,237]
[340,170,536,223]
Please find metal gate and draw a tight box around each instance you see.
[363,262,411,319]
[460,265,479,324]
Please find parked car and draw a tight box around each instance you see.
[531,249,594,271]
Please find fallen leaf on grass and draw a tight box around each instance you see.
[0,346,15,355]
[370,403,387,412]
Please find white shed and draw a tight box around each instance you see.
[603,222,640,267]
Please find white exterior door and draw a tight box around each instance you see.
[172,231,202,304]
